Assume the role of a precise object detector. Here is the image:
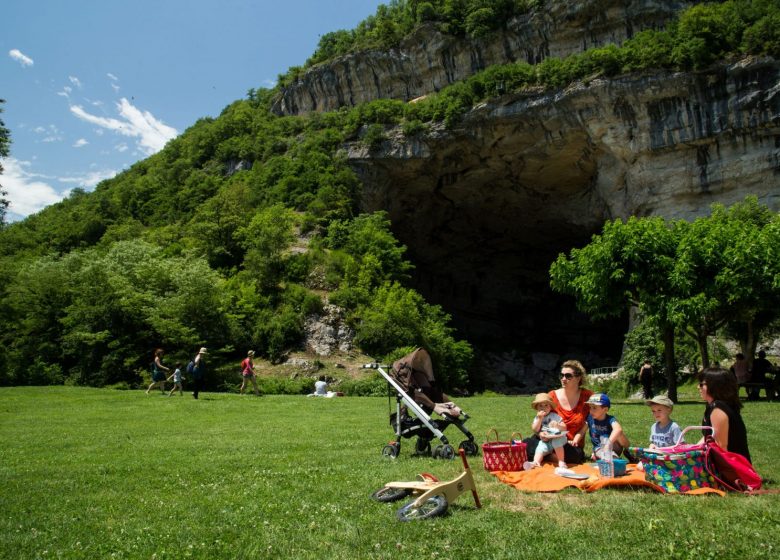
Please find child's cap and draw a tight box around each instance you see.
[646,395,674,409]
[531,393,554,410]
[586,393,611,407]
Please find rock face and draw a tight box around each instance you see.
[273,0,695,115]
[345,57,780,374]
[270,1,779,387]
[303,304,354,356]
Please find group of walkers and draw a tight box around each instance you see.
[145,347,209,398]
[520,360,753,470]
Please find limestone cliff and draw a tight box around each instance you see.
[272,0,695,115]
[345,57,780,366]
[268,0,779,385]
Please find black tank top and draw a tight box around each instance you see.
[703,400,751,463]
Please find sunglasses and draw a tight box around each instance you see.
[560,373,579,379]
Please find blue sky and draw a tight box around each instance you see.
[1,0,384,221]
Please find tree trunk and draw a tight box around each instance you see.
[698,332,710,369]
[746,320,757,370]
[663,324,677,402]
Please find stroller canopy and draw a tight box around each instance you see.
[392,348,441,401]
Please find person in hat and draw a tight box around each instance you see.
[646,395,681,449]
[586,393,634,461]
[523,393,568,470]
[239,350,260,396]
[191,347,207,399]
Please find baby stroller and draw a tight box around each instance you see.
[364,348,479,459]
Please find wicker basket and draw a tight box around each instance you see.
[482,429,526,472]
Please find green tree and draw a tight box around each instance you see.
[237,204,297,290]
[550,217,685,401]
[1,99,11,228]
[669,197,779,368]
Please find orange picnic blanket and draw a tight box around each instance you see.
[492,463,724,496]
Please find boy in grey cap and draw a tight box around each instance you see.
[646,395,682,448]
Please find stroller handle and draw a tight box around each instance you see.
[362,363,389,369]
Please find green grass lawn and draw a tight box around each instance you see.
[1,386,778,559]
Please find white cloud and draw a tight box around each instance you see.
[0,157,65,220]
[73,138,89,148]
[115,143,128,152]
[107,73,120,92]
[57,85,72,99]
[69,76,82,88]
[69,97,177,155]
[9,49,34,67]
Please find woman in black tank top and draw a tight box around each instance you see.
[698,367,752,463]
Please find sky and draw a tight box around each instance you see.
[0,0,385,222]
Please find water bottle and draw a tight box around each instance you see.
[600,436,614,478]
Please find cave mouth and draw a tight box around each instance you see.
[354,121,628,372]
[398,200,628,367]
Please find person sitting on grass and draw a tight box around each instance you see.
[646,395,681,449]
[586,393,635,462]
[523,393,568,471]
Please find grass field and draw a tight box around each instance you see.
[1,386,778,559]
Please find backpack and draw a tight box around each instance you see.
[186,361,195,375]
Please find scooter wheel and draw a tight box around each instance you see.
[438,444,456,460]
[371,486,412,503]
[396,494,448,521]
[460,440,479,456]
[382,443,399,459]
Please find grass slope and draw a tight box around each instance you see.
[1,387,778,559]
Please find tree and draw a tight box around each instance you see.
[550,216,685,401]
[670,197,780,368]
[236,204,297,290]
[0,99,11,227]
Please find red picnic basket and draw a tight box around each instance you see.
[482,429,527,472]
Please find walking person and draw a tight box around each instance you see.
[191,347,207,399]
[239,350,260,396]
[639,360,654,399]
[146,348,170,394]
[167,363,184,396]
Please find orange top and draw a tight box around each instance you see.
[549,388,593,446]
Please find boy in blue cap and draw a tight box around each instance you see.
[586,393,635,462]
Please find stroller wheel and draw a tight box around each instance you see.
[460,440,479,456]
[382,443,400,459]
[396,494,448,521]
[414,438,431,456]
[371,486,412,503]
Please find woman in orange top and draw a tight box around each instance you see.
[524,359,593,464]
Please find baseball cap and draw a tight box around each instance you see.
[586,393,611,407]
